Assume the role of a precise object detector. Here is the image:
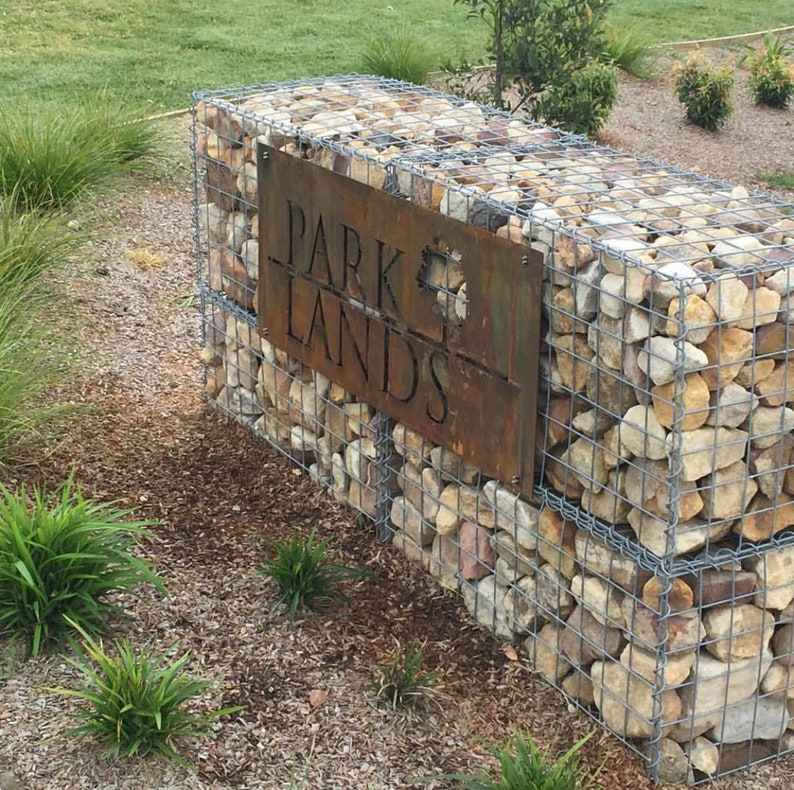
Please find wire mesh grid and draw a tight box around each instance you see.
[192,75,794,783]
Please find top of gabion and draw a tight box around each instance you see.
[194,75,794,284]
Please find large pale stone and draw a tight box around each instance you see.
[627,509,730,557]
[699,328,754,390]
[734,357,776,389]
[651,373,710,430]
[525,622,571,683]
[620,644,695,686]
[687,736,719,776]
[742,492,794,541]
[637,336,708,386]
[561,670,595,706]
[651,261,707,305]
[425,534,460,591]
[560,604,626,666]
[706,382,756,428]
[575,531,645,592]
[482,480,540,549]
[535,563,574,621]
[392,423,433,461]
[622,599,704,652]
[732,286,782,330]
[746,405,794,449]
[756,362,794,406]
[745,546,794,610]
[536,507,577,578]
[703,604,774,661]
[564,436,610,492]
[587,315,623,371]
[554,332,597,388]
[656,738,693,784]
[581,470,632,523]
[571,574,623,627]
[502,575,541,633]
[699,461,758,521]
[709,697,789,743]
[429,445,480,484]
[679,427,748,481]
[390,496,435,547]
[435,484,494,534]
[462,576,513,640]
[491,530,536,582]
[619,405,670,460]
[591,660,682,738]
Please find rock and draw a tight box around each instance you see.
[651,261,707,304]
[651,373,710,430]
[619,404,670,460]
[435,484,495,533]
[390,496,435,547]
[392,423,434,461]
[581,470,632,522]
[765,267,794,295]
[756,362,794,406]
[564,436,610,492]
[560,604,626,666]
[458,521,495,581]
[745,545,794,610]
[575,530,645,592]
[711,235,765,267]
[656,738,693,784]
[699,327,754,390]
[561,670,595,706]
[742,492,794,541]
[599,272,628,318]
[643,576,694,612]
[554,331,596,387]
[706,275,749,321]
[571,574,624,627]
[760,658,794,697]
[425,534,460,591]
[430,445,480,484]
[623,304,653,344]
[692,570,757,607]
[734,357,776,389]
[591,660,682,738]
[703,604,774,661]
[482,480,540,549]
[535,563,574,620]
[699,461,758,521]
[461,575,513,640]
[746,405,794,449]
[687,736,719,776]
[536,507,578,578]
[676,650,774,738]
[665,294,716,345]
[622,598,704,652]
[525,622,571,683]
[620,642,696,686]
[587,315,623,370]
[709,697,789,743]
[503,575,541,632]
[627,509,729,557]
[732,286,781,329]
[754,321,791,357]
[706,382,756,428]
[586,365,638,415]
[402,462,443,522]
[637,336,708,386]
[679,427,748,481]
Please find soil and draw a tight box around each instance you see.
[1,52,794,790]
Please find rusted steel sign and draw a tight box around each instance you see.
[257,146,542,497]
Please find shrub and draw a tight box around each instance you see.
[369,639,437,710]
[361,28,437,84]
[53,625,242,763]
[431,730,597,789]
[744,33,794,109]
[534,60,619,137]
[603,24,658,79]
[259,528,373,621]
[0,476,164,657]
[674,57,734,131]
[454,0,610,112]
[0,97,156,212]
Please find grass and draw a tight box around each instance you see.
[604,25,658,78]
[0,476,164,657]
[369,639,437,710]
[1,1,791,114]
[258,528,374,621]
[0,98,157,212]
[361,28,438,84]
[52,623,242,763]
[758,173,794,190]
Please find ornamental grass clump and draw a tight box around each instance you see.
[674,56,734,131]
[0,476,164,657]
[361,28,437,84]
[0,96,156,212]
[258,527,373,621]
[370,639,437,710]
[53,624,242,763]
[745,32,794,109]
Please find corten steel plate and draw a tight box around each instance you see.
[257,145,542,498]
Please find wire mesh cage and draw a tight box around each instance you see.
[192,75,794,784]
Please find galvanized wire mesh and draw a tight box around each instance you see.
[193,75,794,784]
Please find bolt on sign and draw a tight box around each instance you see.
[257,146,542,498]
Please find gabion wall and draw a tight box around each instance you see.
[192,76,794,784]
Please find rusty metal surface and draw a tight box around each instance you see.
[258,146,542,498]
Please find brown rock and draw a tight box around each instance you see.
[755,321,791,357]
[525,622,571,683]
[586,366,638,415]
[651,373,710,430]
[458,521,495,581]
[732,286,781,329]
[561,670,595,705]
[742,492,794,541]
[390,496,435,546]
[563,436,610,492]
[699,461,758,521]
[733,357,776,388]
[745,545,794,611]
[551,332,596,390]
[575,530,647,592]
[643,577,694,613]
[622,598,704,652]
[699,327,754,390]
[536,508,577,578]
[620,643,696,686]
[666,294,716,345]
[751,434,794,499]
[425,534,459,591]
[703,604,774,661]
[571,574,624,626]
[690,570,757,608]
[756,362,794,406]
[560,604,626,666]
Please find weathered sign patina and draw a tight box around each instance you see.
[257,145,542,497]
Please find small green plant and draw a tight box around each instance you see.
[0,97,156,212]
[0,475,164,657]
[361,28,437,84]
[758,172,794,190]
[744,32,794,109]
[258,527,372,620]
[535,60,619,137]
[369,639,437,710]
[53,623,242,763]
[674,56,734,131]
[603,24,657,79]
[430,730,597,790]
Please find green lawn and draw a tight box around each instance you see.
[1,1,791,112]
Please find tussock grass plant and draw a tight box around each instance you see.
[53,623,242,763]
[604,24,658,78]
[0,98,156,212]
[0,476,164,657]
[431,730,597,790]
[258,527,373,621]
[370,639,437,710]
[361,29,438,84]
